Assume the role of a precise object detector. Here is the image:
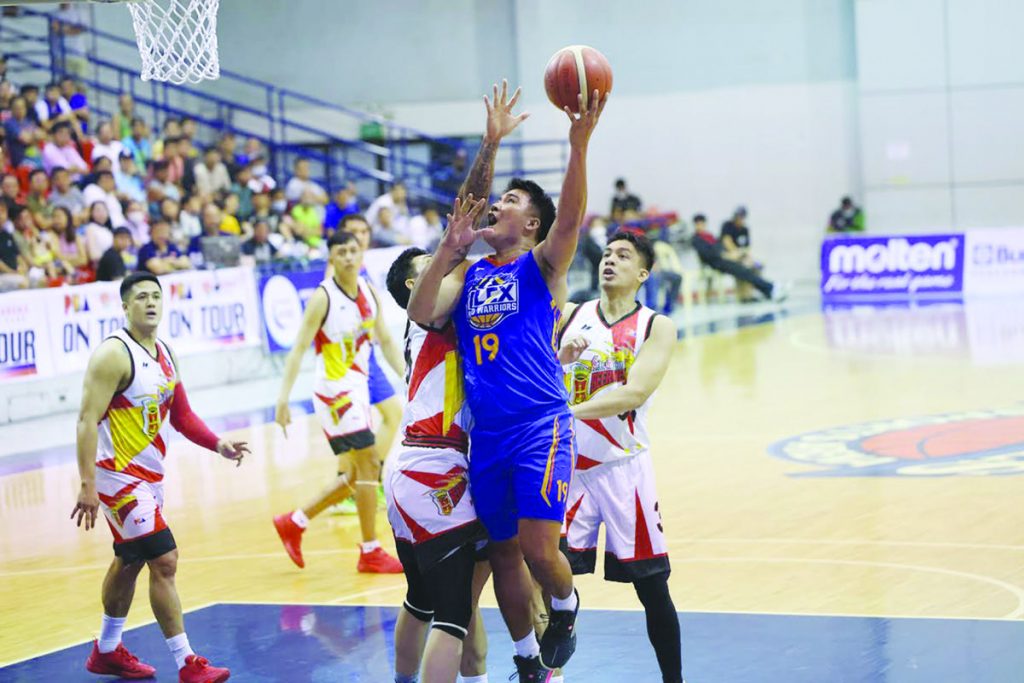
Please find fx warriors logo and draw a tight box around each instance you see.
[769,406,1024,477]
[467,274,518,329]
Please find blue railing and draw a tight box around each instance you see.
[0,7,568,205]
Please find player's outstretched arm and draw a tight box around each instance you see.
[275,287,329,436]
[71,339,129,530]
[459,79,530,203]
[408,196,487,327]
[570,315,675,420]
[537,90,609,277]
[369,284,404,377]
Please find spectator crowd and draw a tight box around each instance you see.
[0,75,443,293]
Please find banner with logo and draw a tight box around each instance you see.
[820,234,965,297]
[257,247,407,353]
[963,227,1024,295]
[0,267,261,384]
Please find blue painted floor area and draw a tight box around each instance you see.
[3,604,1022,682]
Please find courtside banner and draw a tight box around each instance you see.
[821,234,964,298]
[963,227,1024,295]
[0,290,55,383]
[156,267,262,356]
[45,280,128,375]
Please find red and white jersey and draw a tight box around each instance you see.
[560,300,658,466]
[396,321,470,460]
[313,276,377,396]
[96,329,178,483]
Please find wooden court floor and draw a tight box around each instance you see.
[2,302,1024,668]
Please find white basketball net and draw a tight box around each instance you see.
[124,0,220,84]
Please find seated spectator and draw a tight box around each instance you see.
[178,194,203,244]
[25,169,54,231]
[284,158,327,204]
[90,121,124,167]
[828,196,865,233]
[146,159,182,213]
[187,202,225,266]
[650,238,683,314]
[4,96,45,168]
[138,219,190,274]
[193,147,231,199]
[42,122,88,179]
[161,136,186,185]
[79,155,112,192]
[114,151,147,203]
[219,193,245,236]
[152,118,181,159]
[95,226,133,281]
[35,82,76,134]
[217,132,240,179]
[159,198,186,248]
[250,190,294,243]
[20,84,42,124]
[407,205,443,250]
[290,188,325,247]
[365,181,409,235]
[610,178,642,219]
[121,117,153,169]
[241,219,278,264]
[690,213,784,302]
[123,200,150,247]
[60,77,90,133]
[0,203,29,291]
[2,173,25,211]
[246,154,276,194]
[324,182,359,233]
[180,117,199,153]
[230,165,254,221]
[372,205,410,247]
[111,93,135,141]
[49,166,87,221]
[720,206,760,301]
[83,170,125,226]
[83,200,114,264]
[237,137,265,166]
[52,205,88,281]
[12,205,60,285]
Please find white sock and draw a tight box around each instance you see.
[97,614,126,653]
[166,632,194,670]
[550,589,578,612]
[458,675,489,683]
[513,631,540,659]
[360,539,381,553]
[291,509,309,529]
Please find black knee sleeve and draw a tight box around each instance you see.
[424,543,476,640]
[397,540,434,622]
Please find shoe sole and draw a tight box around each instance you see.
[179,671,229,683]
[539,632,576,670]
[272,518,305,569]
[86,663,155,679]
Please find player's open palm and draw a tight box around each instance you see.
[70,483,100,530]
[485,79,530,141]
[442,195,489,251]
[565,89,609,148]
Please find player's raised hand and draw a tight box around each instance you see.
[275,400,292,437]
[485,79,530,141]
[441,195,490,252]
[558,336,590,365]
[217,439,250,467]
[70,482,100,530]
[564,89,609,149]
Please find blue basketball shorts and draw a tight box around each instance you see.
[469,410,576,542]
[368,346,396,405]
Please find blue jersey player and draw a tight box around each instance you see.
[409,80,607,679]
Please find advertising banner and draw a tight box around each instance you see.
[963,227,1024,295]
[820,234,964,297]
[0,267,260,385]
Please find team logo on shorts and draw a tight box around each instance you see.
[467,274,518,329]
[401,466,470,516]
[768,405,1024,477]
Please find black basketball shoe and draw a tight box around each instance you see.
[511,655,551,682]
[539,588,579,669]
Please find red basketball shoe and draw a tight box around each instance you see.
[85,641,156,679]
[273,513,305,568]
[178,654,229,683]
[356,546,403,573]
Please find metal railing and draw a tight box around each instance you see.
[0,7,568,205]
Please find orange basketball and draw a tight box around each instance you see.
[544,45,613,113]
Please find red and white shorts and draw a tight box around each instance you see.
[560,450,670,582]
[313,380,375,453]
[384,447,484,571]
[96,468,169,544]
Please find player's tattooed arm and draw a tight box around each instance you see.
[458,80,530,203]
[570,315,674,420]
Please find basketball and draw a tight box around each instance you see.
[544,45,613,113]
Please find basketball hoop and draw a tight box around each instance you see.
[122,0,220,84]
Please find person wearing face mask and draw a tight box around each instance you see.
[828,196,864,234]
